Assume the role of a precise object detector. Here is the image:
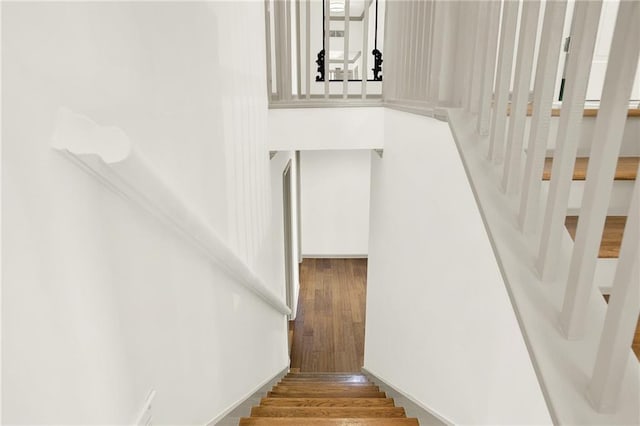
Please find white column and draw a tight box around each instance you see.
[488,0,519,162]
[588,168,640,412]
[519,0,568,232]
[537,0,602,280]
[477,0,501,136]
[560,0,640,339]
[502,0,540,193]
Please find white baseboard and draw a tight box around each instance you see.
[206,365,289,425]
[361,367,454,426]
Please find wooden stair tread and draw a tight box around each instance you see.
[274,384,379,391]
[281,377,372,384]
[286,373,369,377]
[506,104,640,117]
[565,216,626,258]
[259,398,396,407]
[550,108,640,117]
[250,406,406,418]
[268,390,387,398]
[239,418,420,425]
[542,157,639,181]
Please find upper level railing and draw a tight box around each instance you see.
[264,0,386,106]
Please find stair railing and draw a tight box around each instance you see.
[382,0,640,421]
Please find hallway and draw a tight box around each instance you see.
[290,258,367,372]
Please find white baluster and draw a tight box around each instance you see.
[413,0,426,100]
[429,1,444,103]
[343,0,350,99]
[519,0,568,232]
[264,0,274,100]
[401,2,411,99]
[470,1,488,115]
[306,0,311,99]
[537,0,602,280]
[361,0,369,99]
[588,167,639,412]
[560,0,640,339]
[285,0,293,100]
[489,0,519,161]
[502,0,540,193]
[477,0,501,136]
[463,2,479,111]
[324,0,330,98]
[296,0,302,97]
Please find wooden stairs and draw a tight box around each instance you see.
[239,371,420,425]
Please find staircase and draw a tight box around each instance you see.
[239,371,420,425]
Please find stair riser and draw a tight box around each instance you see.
[239,418,420,425]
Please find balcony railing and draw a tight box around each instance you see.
[264,0,386,106]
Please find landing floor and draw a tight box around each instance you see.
[290,258,367,372]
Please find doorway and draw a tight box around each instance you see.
[283,159,294,318]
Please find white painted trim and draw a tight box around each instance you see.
[361,367,453,426]
[269,99,383,109]
[206,365,289,426]
[51,107,291,316]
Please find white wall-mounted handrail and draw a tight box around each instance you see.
[51,107,291,316]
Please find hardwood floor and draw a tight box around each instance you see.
[564,216,627,258]
[290,258,367,372]
[542,157,639,181]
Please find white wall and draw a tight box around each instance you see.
[301,150,371,257]
[364,109,552,425]
[268,107,384,151]
[2,2,290,424]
